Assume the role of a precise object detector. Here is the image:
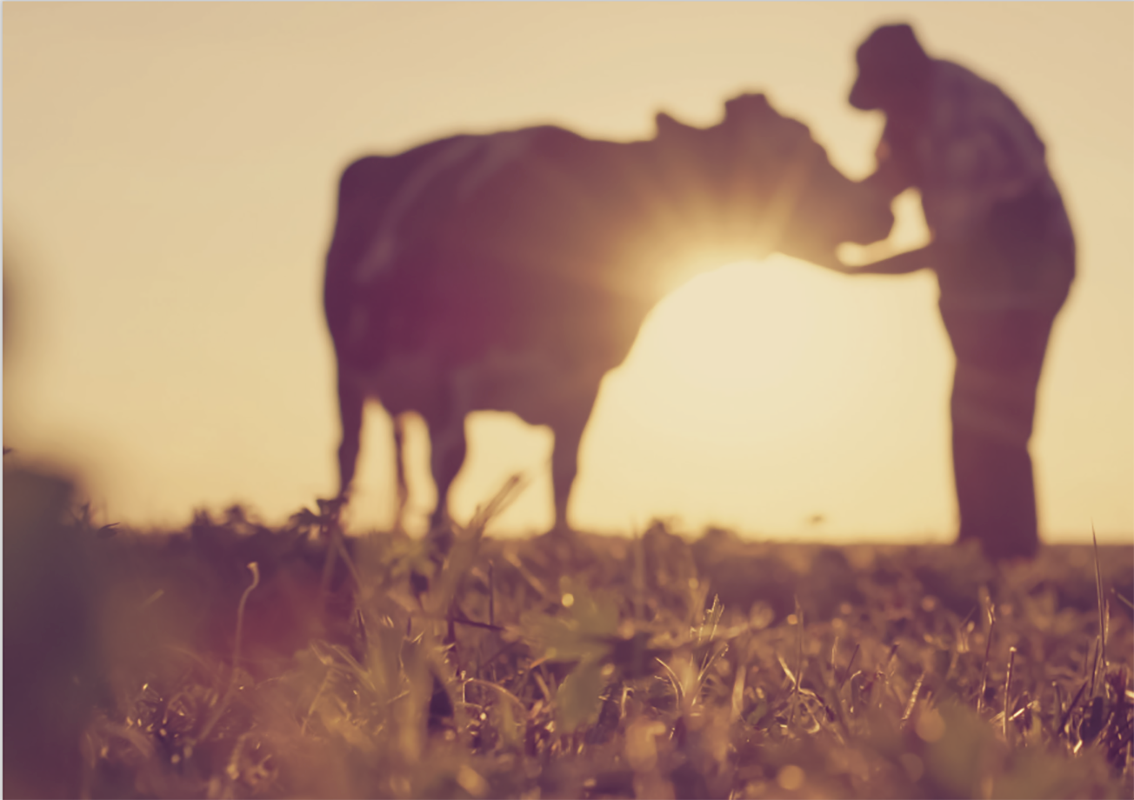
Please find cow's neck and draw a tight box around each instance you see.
[611,134,785,304]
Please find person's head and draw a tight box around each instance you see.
[849,24,933,113]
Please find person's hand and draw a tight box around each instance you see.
[820,257,858,275]
[805,249,853,273]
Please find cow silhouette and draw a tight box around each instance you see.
[325,93,893,533]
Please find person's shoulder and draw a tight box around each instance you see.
[932,58,1035,125]
[932,59,1002,96]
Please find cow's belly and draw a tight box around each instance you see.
[347,351,441,416]
[346,348,601,427]
[450,350,602,427]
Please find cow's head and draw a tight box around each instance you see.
[655,93,894,267]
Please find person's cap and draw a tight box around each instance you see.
[849,24,930,111]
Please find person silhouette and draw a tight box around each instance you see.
[833,23,1076,559]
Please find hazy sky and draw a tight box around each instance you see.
[5,3,1131,543]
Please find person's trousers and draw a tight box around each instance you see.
[940,300,1064,559]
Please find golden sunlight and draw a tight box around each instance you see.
[635,259,832,406]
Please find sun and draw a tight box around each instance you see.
[614,256,851,434]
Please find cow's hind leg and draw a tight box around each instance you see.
[336,370,365,499]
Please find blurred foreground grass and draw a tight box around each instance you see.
[4,468,1132,799]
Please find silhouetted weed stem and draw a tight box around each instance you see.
[792,600,805,728]
[1092,525,1108,698]
[1004,646,1017,739]
[195,562,260,749]
[977,604,997,715]
[488,561,495,628]
[838,643,860,690]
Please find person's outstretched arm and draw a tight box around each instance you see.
[831,244,934,276]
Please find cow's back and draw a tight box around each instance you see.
[326,127,645,362]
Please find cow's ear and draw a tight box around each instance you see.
[655,112,694,140]
[724,93,774,125]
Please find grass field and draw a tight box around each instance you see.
[5,468,1132,799]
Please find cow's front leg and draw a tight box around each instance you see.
[425,407,468,533]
